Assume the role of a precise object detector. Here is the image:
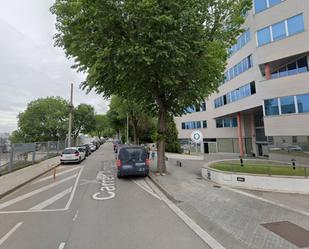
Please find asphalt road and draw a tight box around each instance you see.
[0,143,209,249]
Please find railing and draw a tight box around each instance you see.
[0,141,67,176]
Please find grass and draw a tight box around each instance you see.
[211,161,308,177]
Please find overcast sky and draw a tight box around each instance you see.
[0,0,110,133]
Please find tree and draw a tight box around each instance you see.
[165,117,181,153]
[51,0,251,173]
[17,97,69,142]
[72,104,96,140]
[9,130,26,144]
[93,114,114,139]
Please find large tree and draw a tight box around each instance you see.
[72,103,96,140]
[16,97,69,142]
[93,114,114,139]
[51,0,251,173]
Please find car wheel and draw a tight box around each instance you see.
[117,173,122,178]
[78,157,81,164]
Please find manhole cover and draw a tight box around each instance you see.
[261,221,309,248]
[196,177,203,180]
[213,185,221,188]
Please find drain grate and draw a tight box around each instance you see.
[262,221,309,248]
[213,185,221,188]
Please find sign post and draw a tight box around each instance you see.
[190,130,203,154]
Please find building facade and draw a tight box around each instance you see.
[175,0,309,162]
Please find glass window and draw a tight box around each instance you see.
[248,55,253,68]
[255,0,268,13]
[280,96,296,114]
[271,71,279,79]
[287,62,297,75]
[287,14,304,36]
[216,119,223,128]
[181,123,185,130]
[232,118,238,127]
[272,21,286,41]
[196,121,201,129]
[202,120,207,128]
[265,98,279,116]
[297,57,308,73]
[223,119,231,127]
[269,0,282,7]
[257,27,271,46]
[297,94,309,113]
[279,66,288,77]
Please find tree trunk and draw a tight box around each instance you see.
[132,119,138,145]
[157,104,167,174]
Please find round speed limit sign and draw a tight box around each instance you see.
[191,130,203,143]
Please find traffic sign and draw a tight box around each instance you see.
[190,130,203,143]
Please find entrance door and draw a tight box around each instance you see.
[204,143,209,154]
[257,144,263,156]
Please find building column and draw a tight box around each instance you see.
[237,112,244,157]
[265,63,271,80]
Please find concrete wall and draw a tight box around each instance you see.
[202,165,309,194]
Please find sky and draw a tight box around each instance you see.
[0,0,110,133]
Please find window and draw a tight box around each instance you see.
[292,136,298,143]
[202,120,207,128]
[200,102,206,111]
[264,98,279,116]
[222,55,253,84]
[270,57,308,79]
[287,14,305,36]
[280,96,295,114]
[297,57,308,73]
[254,0,267,13]
[182,121,203,130]
[185,101,206,113]
[257,14,305,47]
[257,27,271,46]
[216,119,223,128]
[269,0,282,7]
[232,118,238,127]
[228,29,251,56]
[255,0,283,14]
[272,21,286,41]
[268,136,274,145]
[181,123,185,129]
[297,94,309,113]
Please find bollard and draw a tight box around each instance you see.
[53,167,56,181]
[176,160,182,167]
[239,156,244,167]
[291,158,296,170]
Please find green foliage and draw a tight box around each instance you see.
[72,103,96,139]
[93,114,114,139]
[17,97,69,142]
[165,118,181,153]
[10,130,26,144]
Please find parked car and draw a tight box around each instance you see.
[88,143,96,152]
[92,141,100,149]
[116,146,149,178]
[78,144,92,156]
[113,139,121,153]
[60,147,86,164]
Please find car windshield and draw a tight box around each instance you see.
[119,148,147,161]
[63,149,77,154]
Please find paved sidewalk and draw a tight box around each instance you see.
[0,156,59,198]
[149,157,309,249]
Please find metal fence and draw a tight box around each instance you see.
[0,140,66,176]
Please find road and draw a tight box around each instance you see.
[0,143,209,249]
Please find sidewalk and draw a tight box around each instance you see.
[149,157,309,249]
[0,156,59,198]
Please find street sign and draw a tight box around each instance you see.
[190,130,203,143]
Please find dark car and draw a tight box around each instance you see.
[116,146,149,178]
[78,144,92,156]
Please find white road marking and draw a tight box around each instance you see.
[58,242,66,249]
[30,187,73,210]
[64,166,84,209]
[32,167,80,185]
[0,222,23,246]
[0,174,77,210]
[131,179,161,200]
[146,178,225,249]
[223,186,309,217]
[73,210,79,221]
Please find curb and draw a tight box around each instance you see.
[147,172,182,204]
[0,163,60,199]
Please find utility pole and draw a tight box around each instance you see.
[126,113,129,144]
[68,83,73,147]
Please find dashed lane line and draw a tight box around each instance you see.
[58,242,66,249]
[0,174,77,210]
[30,187,73,210]
[32,167,80,185]
[0,222,23,246]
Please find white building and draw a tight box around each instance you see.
[175,0,309,162]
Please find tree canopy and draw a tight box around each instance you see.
[72,103,96,139]
[51,0,251,172]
